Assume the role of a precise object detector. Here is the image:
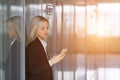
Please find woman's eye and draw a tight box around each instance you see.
[47,27,49,29]
[40,26,48,30]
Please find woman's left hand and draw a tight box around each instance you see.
[49,49,68,66]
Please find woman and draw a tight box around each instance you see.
[5,16,21,80]
[26,16,67,80]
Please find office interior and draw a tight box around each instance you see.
[0,0,120,80]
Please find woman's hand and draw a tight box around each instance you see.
[49,49,68,66]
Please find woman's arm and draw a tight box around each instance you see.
[49,49,68,66]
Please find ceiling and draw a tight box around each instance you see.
[1,0,120,5]
[43,0,120,5]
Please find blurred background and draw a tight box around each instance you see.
[0,0,120,80]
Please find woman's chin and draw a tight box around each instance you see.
[39,36,47,40]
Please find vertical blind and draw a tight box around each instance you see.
[0,0,120,80]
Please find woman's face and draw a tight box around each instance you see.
[7,23,16,38]
[37,21,49,40]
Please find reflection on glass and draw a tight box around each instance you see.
[4,16,21,80]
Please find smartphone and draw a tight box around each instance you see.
[61,49,68,54]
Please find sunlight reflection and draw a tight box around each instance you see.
[58,68,120,80]
[97,3,120,37]
[56,3,120,37]
[98,68,120,80]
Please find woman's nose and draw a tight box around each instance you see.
[45,30,48,34]
[45,28,48,32]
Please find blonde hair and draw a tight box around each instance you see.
[27,16,49,45]
[6,16,21,40]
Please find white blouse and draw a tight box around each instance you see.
[38,38,52,66]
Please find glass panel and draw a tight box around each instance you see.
[52,2,120,80]
[25,0,120,80]
[97,3,120,37]
[0,0,25,80]
[1,0,118,80]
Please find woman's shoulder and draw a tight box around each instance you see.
[27,40,35,47]
[27,38,40,47]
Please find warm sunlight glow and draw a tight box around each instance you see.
[97,16,105,36]
[98,68,120,80]
[97,3,120,37]
[56,3,120,37]
[86,3,120,37]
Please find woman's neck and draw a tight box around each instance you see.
[37,36,45,41]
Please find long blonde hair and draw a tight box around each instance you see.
[27,16,49,45]
[6,16,21,40]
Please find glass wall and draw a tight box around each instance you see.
[25,0,120,80]
[0,0,25,80]
[52,1,120,80]
[0,0,120,80]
